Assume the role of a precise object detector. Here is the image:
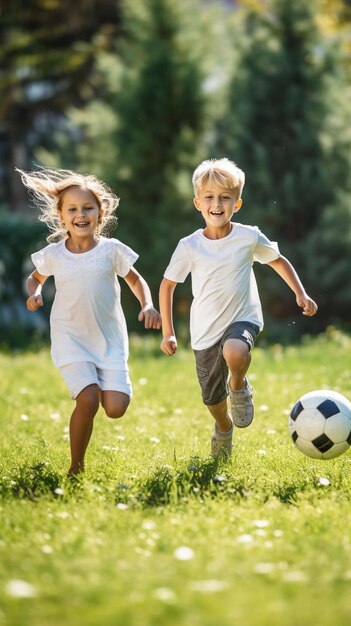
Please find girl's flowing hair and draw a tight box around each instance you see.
[16,166,119,242]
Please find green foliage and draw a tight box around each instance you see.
[305,195,351,321]
[0,0,122,210]
[0,211,46,293]
[71,0,209,301]
[0,211,49,345]
[216,0,351,336]
[2,0,350,342]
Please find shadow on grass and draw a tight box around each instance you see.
[116,456,254,507]
[270,483,304,504]
[0,462,62,500]
[3,458,343,507]
[114,456,319,508]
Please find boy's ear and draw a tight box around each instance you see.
[234,198,242,213]
[193,197,201,211]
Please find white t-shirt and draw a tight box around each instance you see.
[164,223,280,350]
[31,237,138,368]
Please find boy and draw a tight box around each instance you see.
[159,158,318,458]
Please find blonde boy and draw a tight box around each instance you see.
[159,158,317,457]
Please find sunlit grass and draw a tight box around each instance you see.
[0,329,350,626]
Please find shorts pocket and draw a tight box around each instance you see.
[196,365,210,383]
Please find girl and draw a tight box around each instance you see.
[19,167,161,475]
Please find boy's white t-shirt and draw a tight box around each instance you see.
[31,237,138,369]
[164,223,280,350]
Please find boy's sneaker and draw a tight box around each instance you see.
[228,378,254,428]
[211,422,234,458]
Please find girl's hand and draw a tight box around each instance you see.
[161,335,177,356]
[138,305,162,329]
[296,294,318,317]
[26,294,44,312]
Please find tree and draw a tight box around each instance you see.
[70,0,210,312]
[0,0,121,211]
[215,0,351,338]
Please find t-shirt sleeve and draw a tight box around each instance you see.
[164,240,191,283]
[253,228,280,264]
[112,239,139,277]
[31,245,54,276]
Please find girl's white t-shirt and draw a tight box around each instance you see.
[164,223,280,350]
[31,237,138,369]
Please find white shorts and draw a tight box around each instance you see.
[59,362,132,400]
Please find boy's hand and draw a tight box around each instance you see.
[138,305,162,329]
[296,294,318,317]
[26,294,43,312]
[161,335,177,356]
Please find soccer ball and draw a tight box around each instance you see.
[288,390,351,459]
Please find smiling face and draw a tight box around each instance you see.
[59,186,103,245]
[193,182,242,239]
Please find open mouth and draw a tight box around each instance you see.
[75,222,89,228]
[210,211,224,216]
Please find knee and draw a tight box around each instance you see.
[223,340,250,371]
[105,406,127,419]
[76,385,100,416]
[104,398,130,419]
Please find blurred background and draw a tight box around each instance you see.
[0,0,350,348]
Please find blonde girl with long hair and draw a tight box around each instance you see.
[19,167,161,476]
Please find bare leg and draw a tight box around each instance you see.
[223,338,254,428]
[223,338,251,391]
[101,391,130,418]
[68,384,100,475]
[207,398,232,433]
[208,399,233,457]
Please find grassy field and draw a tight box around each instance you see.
[0,328,351,626]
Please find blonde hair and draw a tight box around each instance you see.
[16,166,119,242]
[192,158,245,200]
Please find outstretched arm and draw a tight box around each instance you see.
[123,267,161,329]
[159,277,178,355]
[267,255,318,317]
[26,270,48,311]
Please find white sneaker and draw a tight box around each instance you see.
[211,422,234,458]
[228,378,254,428]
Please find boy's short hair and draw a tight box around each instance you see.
[192,158,245,200]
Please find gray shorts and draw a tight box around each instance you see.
[193,321,260,406]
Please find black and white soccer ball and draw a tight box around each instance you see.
[288,390,351,459]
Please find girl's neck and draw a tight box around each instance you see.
[65,235,100,254]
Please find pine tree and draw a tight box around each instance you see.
[0,0,122,211]
[113,0,207,276]
[73,0,209,308]
[216,0,351,337]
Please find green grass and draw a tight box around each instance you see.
[1,328,351,626]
